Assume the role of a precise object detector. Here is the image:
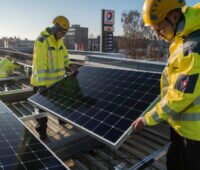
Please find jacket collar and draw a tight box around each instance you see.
[176,6,200,38]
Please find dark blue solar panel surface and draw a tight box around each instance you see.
[0,101,68,170]
[29,66,161,148]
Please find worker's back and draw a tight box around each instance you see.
[0,56,18,78]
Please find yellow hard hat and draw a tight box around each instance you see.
[53,16,70,30]
[142,0,186,26]
[5,55,12,61]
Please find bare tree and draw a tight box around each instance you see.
[121,10,141,38]
[121,10,168,61]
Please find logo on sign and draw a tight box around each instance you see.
[104,10,115,25]
[106,12,112,21]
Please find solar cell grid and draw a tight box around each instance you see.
[29,66,161,148]
[0,101,68,170]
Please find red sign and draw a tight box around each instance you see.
[104,26,114,32]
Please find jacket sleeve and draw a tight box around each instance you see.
[63,44,72,67]
[144,46,200,126]
[32,38,48,86]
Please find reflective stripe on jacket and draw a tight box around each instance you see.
[0,58,18,78]
[144,6,200,141]
[31,28,71,87]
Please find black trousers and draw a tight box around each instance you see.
[167,128,200,170]
[33,87,48,135]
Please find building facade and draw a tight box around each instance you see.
[0,38,34,48]
[88,36,100,51]
[64,25,88,51]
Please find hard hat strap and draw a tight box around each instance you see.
[165,17,177,37]
[53,24,61,32]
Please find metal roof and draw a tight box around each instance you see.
[0,48,169,170]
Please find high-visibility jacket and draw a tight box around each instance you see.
[0,57,18,78]
[144,6,200,141]
[31,28,71,87]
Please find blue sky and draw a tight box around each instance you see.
[0,0,199,40]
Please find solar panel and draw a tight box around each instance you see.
[0,100,69,170]
[28,66,161,148]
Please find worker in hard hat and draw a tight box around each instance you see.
[31,16,78,140]
[133,0,200,169]
[0,55,19,78]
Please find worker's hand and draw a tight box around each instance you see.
[69,64,79,77]
[38,86,47,93]
[69,64,78,73]
[132,117,146,131]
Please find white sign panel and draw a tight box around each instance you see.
[104,26,114,32]
[104,10,115,25]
